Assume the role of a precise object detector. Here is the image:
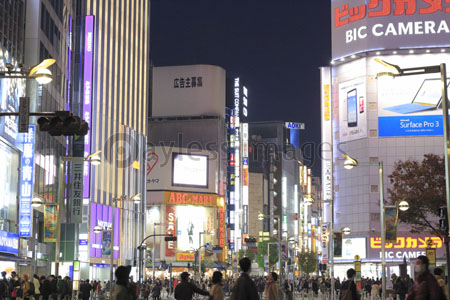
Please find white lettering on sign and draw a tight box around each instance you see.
[345,20,450,44]
[87,32,93,52]
[381,251,426,259]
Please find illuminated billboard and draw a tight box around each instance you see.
[332,0,450,59]
[339,77,367,142]
[172,153,208,188]
[377,54,450,137]
[335,237,367,260]
[175,206,216,251]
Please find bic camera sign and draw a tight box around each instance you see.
[332,0,450,59]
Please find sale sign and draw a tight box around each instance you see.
[166,206,176,256]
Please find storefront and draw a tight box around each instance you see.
[333,235,445,280]
[146,191,227,278]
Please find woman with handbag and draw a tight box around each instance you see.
[210,272,224,300]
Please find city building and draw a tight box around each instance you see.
[322,1,450,279]
[146,65,228,278]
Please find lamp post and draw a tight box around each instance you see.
[94,194,141,300]
[258,213,282,284]
[0,58,55,84]
[198,230,215,281]
[376,59,449,297]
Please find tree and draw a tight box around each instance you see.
[238,248,256,261]
[256,237,279,269]
[297,251,318,274]
[388,154,445,237]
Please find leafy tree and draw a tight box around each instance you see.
[388,154,445,237]
[256,237,279,269]
[297,251,318,274]
[238,248,256,261]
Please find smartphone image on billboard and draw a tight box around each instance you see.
[347,88,358,127]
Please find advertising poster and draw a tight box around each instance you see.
[101,231,112,257]
[321,67,332,203]
[176,206,215,251]
[334,232,343,257]
[44,205,58,242]
[339,77,367,142]
[336,237,367,260]
[0,230,19,256]
[378,71,450,137]
[90,203,120,259]
[385,207,398,243]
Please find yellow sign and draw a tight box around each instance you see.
[164,192,218,206]
[177,252,204,261]
[354,255,360,261]
[370,236,442,249]
[426,248,436,266]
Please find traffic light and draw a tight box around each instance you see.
[439,207,448,231]
[37,111,89,136]
[244,237,257,243]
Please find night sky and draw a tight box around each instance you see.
[150,0,331,174]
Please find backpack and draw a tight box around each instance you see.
[340,281,353,300]
[29,282,35,296]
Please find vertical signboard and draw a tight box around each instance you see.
[19,125,36,237]
[90,203,120,259]
[321,67,332,203]
[44,205,58,242]
[321,223,329,263]
[71,158,83,223]
[166,205,176,257]
[233,77,240,247]
[219,205,225,247]
[385,207,398,243]
[83,15,94,198]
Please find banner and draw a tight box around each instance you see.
[166,205,176,257]
[101,231,112,257]
[385,206,398,243]
[44,205,58,242]
[70,158,84,223]
[321,67,333,203]
[321,223,329,263]
[334,232,343,257]
[19,126,36,237]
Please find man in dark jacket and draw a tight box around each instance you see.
[230,257,259,300]
[340,269,358,300]
[406,256,440,300]
[81,280,91,300]
[174,272,209,300]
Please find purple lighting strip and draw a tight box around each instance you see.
[83,16,94,198]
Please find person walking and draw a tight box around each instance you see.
[210,271,225,300]
[340,269,358,300]
[112,266,132,300]
[265,272,279,300]
[151,281,161,300]
[174,272,209,300]
[21,274,33,300]
[407,256,440,300]
[81,280,91,300]
[33,274,41,300]
[434,267,448,300]
[230,257,259,300]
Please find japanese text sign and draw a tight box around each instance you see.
[19,125,35,237]
[332,0,450,59]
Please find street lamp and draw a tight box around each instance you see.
[341,227,351,235]
[93,194,141,299]
[0,58,56,84]
[343,153,387,300]
[257,212,283,284]
[198,230,215,281]
[376,58,450,236]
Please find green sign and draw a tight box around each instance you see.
[73,260,80,272]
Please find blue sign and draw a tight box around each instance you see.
[79,239,88,246]
[19,125,36,237]
[285,122,305,130]
[243,157,248,165]
[379,115,445,137]
[0,231,19,256]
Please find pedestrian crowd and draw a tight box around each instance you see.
[1,255,448,300]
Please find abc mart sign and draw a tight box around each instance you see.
[332,0,450,59]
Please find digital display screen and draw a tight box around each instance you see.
[347,89,357,125]
[172,153,208,187]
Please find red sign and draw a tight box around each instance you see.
[166,206,176,257]
[219,206,225,247]
[335,0,450,28]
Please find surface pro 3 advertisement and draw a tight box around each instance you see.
[378,74,450,137]
[339,77,367,142]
